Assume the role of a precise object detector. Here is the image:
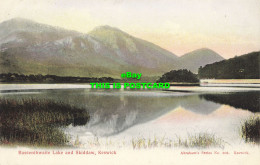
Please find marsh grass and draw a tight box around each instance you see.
[241,115,260,144]
[0,98,90,147]
[131,133,225,149]
[176,133,225,149]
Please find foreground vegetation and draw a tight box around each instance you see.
[0,98,89,147]
[71,133,226,149]
[241,116,260,144]
[131,133,225,149]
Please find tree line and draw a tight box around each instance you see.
[0,73,114,83]
[157,69,199,83]
[198,51,260,79]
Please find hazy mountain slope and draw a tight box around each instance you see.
[0,18,80,48]
[0,35,128,77]
[0,19,179,78]
[177,48,224,73]
[0,18,225,78]
[89,26,178,71]
[0,18,122,77]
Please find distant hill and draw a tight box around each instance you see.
[177,48,224,73]
[198,51,260,79]
[0,18,225,79]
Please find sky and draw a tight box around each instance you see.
[0,0,259,58]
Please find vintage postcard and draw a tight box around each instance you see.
[0,0,259,165]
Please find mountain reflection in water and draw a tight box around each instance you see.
[0,89,259,137]
[200,91,260,112]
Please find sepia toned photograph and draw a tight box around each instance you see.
[0,0,259,164]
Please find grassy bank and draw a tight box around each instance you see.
[0,98,89,147]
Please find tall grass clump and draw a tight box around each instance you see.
[0,98,90,147]
[241,116,260,144]
[131,133,225,149]
[176,133,225,149]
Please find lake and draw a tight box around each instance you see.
[0,84,259,148]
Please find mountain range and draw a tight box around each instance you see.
[0,18,224,79]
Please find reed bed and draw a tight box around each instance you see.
[0,98,90,147]
[131,133,225,149]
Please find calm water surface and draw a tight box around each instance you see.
[0,84,259,147]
